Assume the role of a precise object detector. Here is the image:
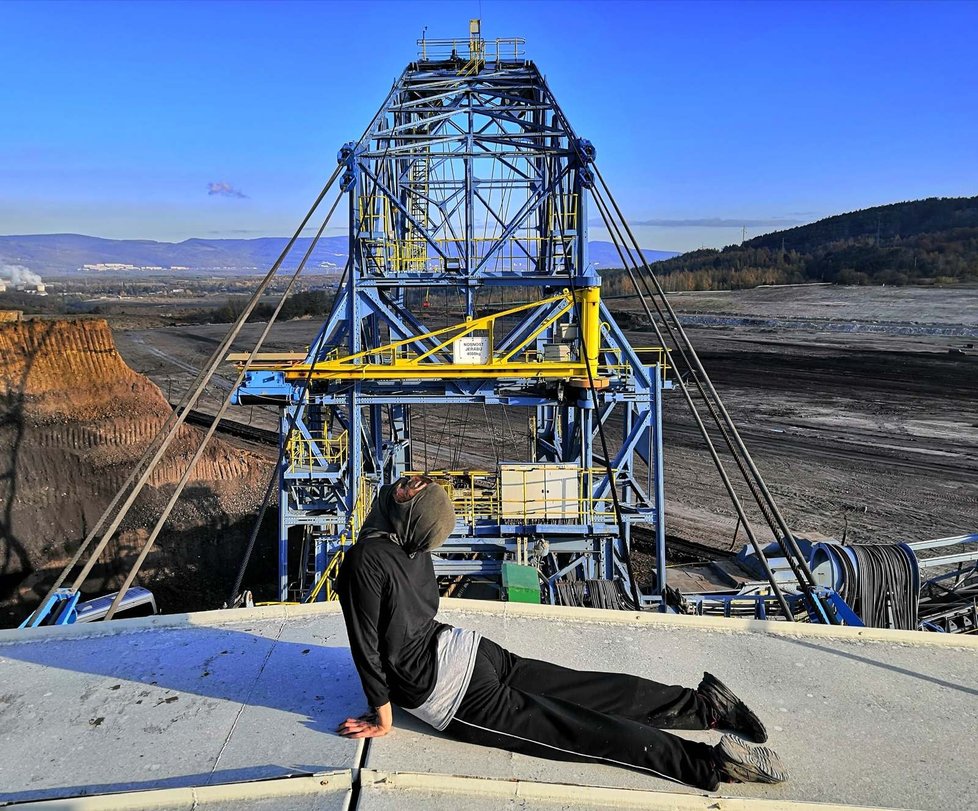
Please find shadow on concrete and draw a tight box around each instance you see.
[780,635,978,697]
[0,624,364,803]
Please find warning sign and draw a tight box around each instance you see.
[452,335,490,364]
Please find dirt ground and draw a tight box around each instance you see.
[660,326,977,546]
[0,319,274,626]
[110,284,978,561]
[617,285,978,548]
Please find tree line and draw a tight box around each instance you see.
[194,290,334,323]
[599,196,978,292]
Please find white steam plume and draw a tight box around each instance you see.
[1,264,43,286]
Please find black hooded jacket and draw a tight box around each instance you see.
[336,482,456,709]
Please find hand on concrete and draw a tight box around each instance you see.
[337,704,393,738]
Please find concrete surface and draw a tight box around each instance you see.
[0,611,363,804]
[356,770,900,811]
[366,604,978,811]
[10,772,352,811]
[1,601,975,810]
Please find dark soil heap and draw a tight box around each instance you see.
[0,318,273,626]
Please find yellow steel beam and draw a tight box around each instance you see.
[228,288,623,385]
[280,360,612,382]
[230,291,569,369]
[324,291,570,368]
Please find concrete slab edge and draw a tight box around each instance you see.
[3,597,975,651]
[0,602,323,645]
[438,598,978,649]
[359,769,913,811]
[1,770,353,810]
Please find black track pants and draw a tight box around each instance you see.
[445,637,721,790]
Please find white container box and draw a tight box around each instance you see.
[500,463,579,521]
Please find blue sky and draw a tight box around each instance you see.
[1,0,975,252]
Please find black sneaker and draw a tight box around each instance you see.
[714,734,788,784]
[698,671,768,743]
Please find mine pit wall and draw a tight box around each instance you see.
[0,318,275,627]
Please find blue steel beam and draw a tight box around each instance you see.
[233,41,668,606]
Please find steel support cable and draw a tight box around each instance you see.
[64,77,403,608]
[587,199,793,618]
[587,186,795,597]
[225,236,352,609]
[587,185,785,545]
[26,78,402,622]
[586,189,794,619]
[451,407,468,471]
[431,404,452,468]
[230,251,352,606]
[591,194,785,550]
[593,164,814,575]
[590,168,829,621]
[106,191,345,620]
[67,164,343,603]
[419,408,429,471]
[32,184,340,624]
[229,120,398,607]
[483,402,500,469]
[26,434,168,620]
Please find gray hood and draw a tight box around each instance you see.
[360,479,457,556]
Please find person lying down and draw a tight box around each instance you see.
[336,475,787,791]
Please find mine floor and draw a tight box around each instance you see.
[112,284,978,555]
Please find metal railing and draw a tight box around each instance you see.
[356,192,578,274]
[286,429,348,473]
[359,233,577,274]
[417,37,525,63]
[407,468,619,525]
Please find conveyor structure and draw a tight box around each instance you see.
[231,22,669,607]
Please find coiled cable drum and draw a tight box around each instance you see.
[810,542,920,630]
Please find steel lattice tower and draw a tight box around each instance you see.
[234,24,669,607]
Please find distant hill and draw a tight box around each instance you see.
[589,241,676,267]
[0,234,350,274]
[603,196,978,293]
[745,197,978,254]
[0,234,676,275]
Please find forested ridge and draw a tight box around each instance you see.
[601,196,978,293]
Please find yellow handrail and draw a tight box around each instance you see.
[286,430,349,473]
[405,467,619,525]
[304,475,375,602]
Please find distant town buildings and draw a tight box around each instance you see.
[81,263,233,272]
[0,278,46,295]
[82,263,168,272]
